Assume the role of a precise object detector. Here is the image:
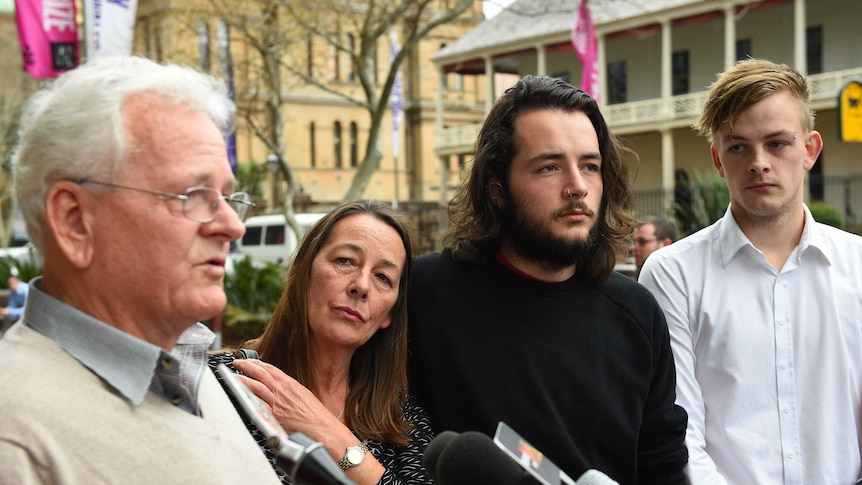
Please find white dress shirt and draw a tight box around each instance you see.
[639,205,862,485]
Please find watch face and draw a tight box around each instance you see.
[347,447,365,464]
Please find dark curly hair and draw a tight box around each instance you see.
[444,75,635,282]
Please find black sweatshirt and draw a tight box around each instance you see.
[407,248,688,485]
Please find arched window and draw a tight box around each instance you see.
[349,122,358,168]
[440,43,448,89]
[333,121,343,168]
[331,44,340,81]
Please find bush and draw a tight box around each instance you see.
[221,256,284,346]
[0,246,43,287]
[673,169,730,236]
[808,202,845,230]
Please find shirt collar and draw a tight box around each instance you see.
[22,278,214,406]
[718,203,834,267]
[798,203,834,264]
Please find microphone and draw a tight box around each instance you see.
[274,432,354,485]
[431,430,540,485]
[424,425,619,485]
[214,363,355,485]
[492,422,618,485]
[421,430,459,482]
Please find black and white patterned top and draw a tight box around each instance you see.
[208,352,434,485]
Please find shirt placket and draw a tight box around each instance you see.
[774,273,802,484]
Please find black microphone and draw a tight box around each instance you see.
[492,422,619,485]
[422,430,460,482]
[275,433,355,485]
[425,427,619,485]
[431,431,541,485]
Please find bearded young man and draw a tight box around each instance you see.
[407,75,688,484]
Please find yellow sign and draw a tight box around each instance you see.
[839,79,862,142]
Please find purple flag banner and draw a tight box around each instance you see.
[217,21,237,173]
[15,0,79,79]
[389,27,403,159]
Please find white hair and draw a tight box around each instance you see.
[11,56,234,254]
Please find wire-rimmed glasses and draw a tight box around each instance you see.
[74,178,255,223]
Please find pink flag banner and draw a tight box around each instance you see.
[571,0,600,103]
[15,0,79,79]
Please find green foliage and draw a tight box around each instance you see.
[222,256,284,343]
[808,202,846,230]
[0,248,43,288]
[236,160,268,197]
[673,169,730,236]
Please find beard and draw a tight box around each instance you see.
[501,197,600,271]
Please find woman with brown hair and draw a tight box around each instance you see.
[210,199,432,484]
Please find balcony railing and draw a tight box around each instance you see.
[435,67,862,152]
[434,123,481,154]
[606,67,862,128]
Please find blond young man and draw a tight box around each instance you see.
[640,59,862,484]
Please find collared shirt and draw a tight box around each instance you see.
[6,281,29,318]
[640,205,862,485]
[22,277,214,416]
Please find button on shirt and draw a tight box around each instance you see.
[21,278,214,415]
[639,206,862,485]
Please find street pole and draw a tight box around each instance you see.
[266,153,280,212]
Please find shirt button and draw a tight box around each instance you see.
[783,407,790,414]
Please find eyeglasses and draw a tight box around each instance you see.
[74,178,255,223]
[632,237,657,246]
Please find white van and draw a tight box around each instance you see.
[238,212,328,266]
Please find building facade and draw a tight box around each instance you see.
[433,0,862,234]
[133,0,487,219]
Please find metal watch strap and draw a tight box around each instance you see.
[337,442,369,471]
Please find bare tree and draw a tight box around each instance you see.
[174,0,309,238]
[275,0,476,202]
[170,0,478,246]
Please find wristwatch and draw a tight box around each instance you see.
[338,442,369,471]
